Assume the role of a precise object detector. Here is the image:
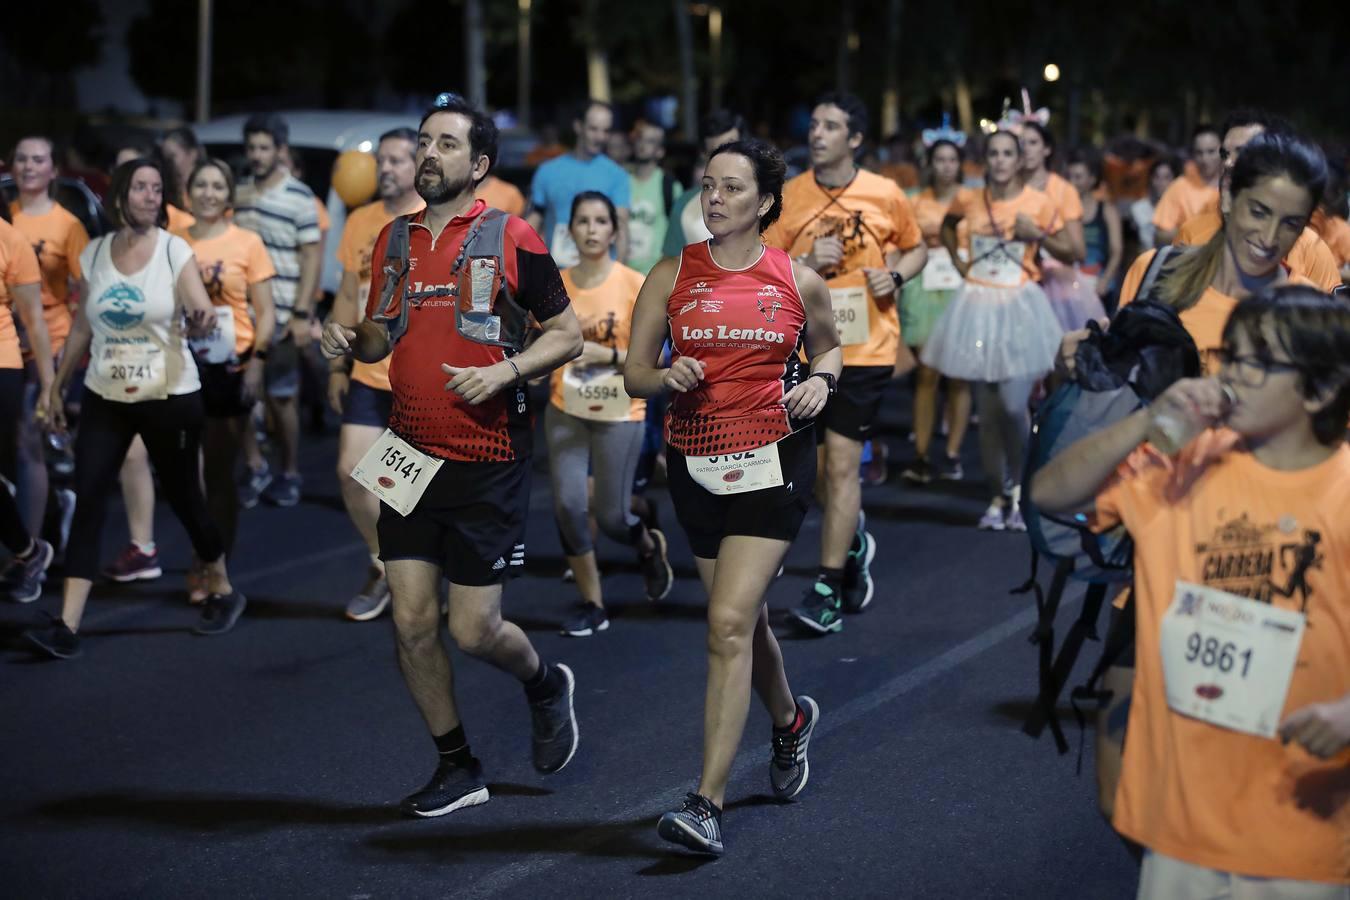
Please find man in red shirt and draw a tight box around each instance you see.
[321,94,584,818]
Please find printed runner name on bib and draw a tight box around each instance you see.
[189,305,238,365]
[686,441,784,495]
[1159,581,1306,739]
[968,234,1026,288]
[350,429,444,517]
[921,246,964,291]
[549,223,580,269]
[829,287,870,346]
[96,340,169,401]
[562,363,631,421]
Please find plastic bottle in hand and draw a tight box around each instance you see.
[1147,381,1237,455]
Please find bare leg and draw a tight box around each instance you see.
[120,436,156,547]
[337,423,384,560]
[912,362,941,459]
[819,430,864,569]
[567,551,603,608]
[388,559,459,735]
[944,379,972,458]
[445,581,540,683]
[268,395,301,478]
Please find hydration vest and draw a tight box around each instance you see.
[370,208,531,353]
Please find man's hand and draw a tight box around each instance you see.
[441,362,516,405]
[289,317,313,348]
[662,356,705,393]
[1057,326,1093,376]
[806,236,845,273]
[864,267,897,300]
[46,383,68,434]
[1280,696,1350,759]
[1014,212,1044,243]
[321,322,357,360]
[327,370,350,415]
[783,374,830,419]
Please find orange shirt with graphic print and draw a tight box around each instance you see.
[0,218,42,370]
[476,176,527,217]
[1174,205,1341,292]
[9,201,89,356]
[339,198,425,391]
[763,168,922,366]
[1118,248,1315,373]
[1310,209,1350,272]
[946,185,1060,285]
[549,262,647,421]
[174,223,276,357]
[1094,432,1350,884]
[1152,171,1219,233]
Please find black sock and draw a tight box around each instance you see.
[817,566,844,595]
[523,660,560,701]
[433,724,473,767]
[773,704,805,734]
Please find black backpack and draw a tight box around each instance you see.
[1016,247,1200,758]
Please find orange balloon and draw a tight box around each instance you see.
[332,149,377,207]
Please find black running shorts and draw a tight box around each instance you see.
[667,426,816,559]
[377,456,529,586]
[818,365,891,443]
[341,380,393,429]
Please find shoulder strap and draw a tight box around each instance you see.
[1137,245,1176,302]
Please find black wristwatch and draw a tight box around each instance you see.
[808,371,837,395]
[890,270,904,291]
[292,309,311,321]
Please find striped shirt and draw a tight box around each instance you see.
[233,173,321,326]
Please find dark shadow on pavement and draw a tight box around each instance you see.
[28,791,396,832]
[362,814,664,861]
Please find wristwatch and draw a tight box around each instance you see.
[292,310,311,320]
[889,270,904,291]
[808,371,837,395]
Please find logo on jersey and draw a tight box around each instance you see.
[700,299,723,313]
[689,281,713,295]
[96,283,147,331]
[756,285,784,322]
[680,324,787,343]
[377,476,396,489]
[675,300,698,317]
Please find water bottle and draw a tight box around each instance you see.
[1147,381,1237,455]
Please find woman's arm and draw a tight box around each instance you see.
[940,214,967,276]
[48,284,93,432]
[780,262,843,419]
[176,261,217,338]
[1100,202,1124,291]
[624,257,681,399]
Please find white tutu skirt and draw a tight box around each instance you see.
[920,280,1064,383]
[1041,265,1107,332]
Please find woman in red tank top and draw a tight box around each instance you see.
[626,140,842,856]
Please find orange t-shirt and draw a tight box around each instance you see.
[1094,433,1350,883]
[1310,210,1350,271]
[9,201,89,356]
[879,162,919,191]
[1152,171,1219,233]
[762,168,923,366]
[175,223,276,357]
[167,203,196,233]
[1032,171,1084,228]
[911,187,976,247]
[947,185,1060,285]
[1118,248,1315,372]
[476,176,527,217]
[1172,207,1341,292]
[338,198,426,391]
[549,262,647,421]
[0,217,42,370]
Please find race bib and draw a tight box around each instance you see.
[562,364,631,421]
[829,287,870,346]
[968,234,1026,288]
[686,441,784,495]
[1159,581,1306,739]
[350,429,444,517]
[189,305,238,364]
[550,223,580,269]
[95,340,168,401]
[921,246,964,291]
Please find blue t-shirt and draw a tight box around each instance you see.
[529,153,631,267]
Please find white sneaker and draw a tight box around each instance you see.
[977,501,1006,531]
[1005,504,1027,532]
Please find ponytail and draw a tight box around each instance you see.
[1155,232,1224,311]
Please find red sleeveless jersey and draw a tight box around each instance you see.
[666,241,808,456]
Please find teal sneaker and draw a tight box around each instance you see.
[790,582,843,635]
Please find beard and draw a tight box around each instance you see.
[416,165,472,204]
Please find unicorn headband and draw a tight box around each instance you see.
[995,88,1050,134]
[921,113,967,149]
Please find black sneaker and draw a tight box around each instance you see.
[194,589,247,635]
[938,454,964,481]
[789,582,843,635]
[263,473,302,508]
[1,538,54,604]
[561,604,609,637]
[640,528,674,601]
[528,663,578,774]
[841,531,876,613]
[900,456,934,484]
[400,756,490,818]
[657,792,724,856]
[23,614,82,660]
[770,696,819,800]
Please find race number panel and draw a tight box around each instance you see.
[686,441,784,495]
[190,306,238,365]
[829,287,870,346]
[561,364,631,421]
[350,429,444,517]
[921,246,964,291]
[95,340,169,401]
[968,235,1026,288]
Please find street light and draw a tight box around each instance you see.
[1043,63,1061,83]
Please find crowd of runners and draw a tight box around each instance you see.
[1,85,1348,894]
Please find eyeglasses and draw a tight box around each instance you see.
[433,91,465,109]
[1213,349,1301,387]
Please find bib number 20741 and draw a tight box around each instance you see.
[350,429,444,516]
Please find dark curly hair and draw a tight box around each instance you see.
[706,139,787,233]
